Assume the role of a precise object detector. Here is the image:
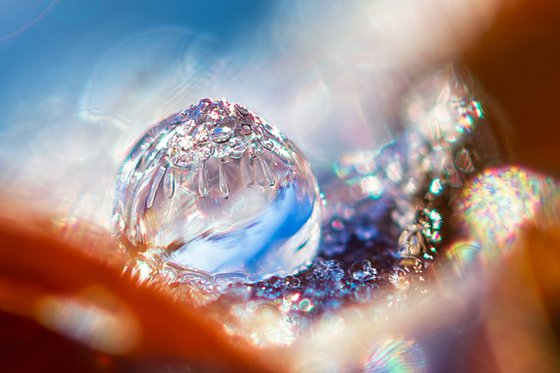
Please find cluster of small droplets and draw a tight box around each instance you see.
[213,255,428,328]
[201,68,496,333]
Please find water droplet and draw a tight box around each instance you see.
[429,177,444,195]
[299,298,315,313]
[210,126,233,143]
[313,259,345,281]
[349,260,377,281]
[113,98,321,281]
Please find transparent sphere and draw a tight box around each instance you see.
[113,98,321,281]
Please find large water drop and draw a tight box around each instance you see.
[113,98,321,281]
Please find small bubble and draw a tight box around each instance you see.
[299,298,315,313]
[313,260,345,281]
[429,178,444,195]
[331,218,345,231]
[349,260,377,282]
[455,148,474,173]
[209,126,233,143]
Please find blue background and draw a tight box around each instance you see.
[0,0,278,116]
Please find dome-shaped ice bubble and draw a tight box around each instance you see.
[113,98,321,281]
